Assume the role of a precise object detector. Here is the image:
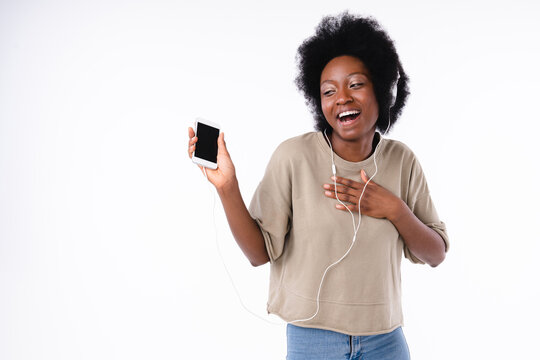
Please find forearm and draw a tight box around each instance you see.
[388,200,446,267]
[216,178,270,267]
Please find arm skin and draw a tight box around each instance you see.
[387,200,446,267]
[324,169,446,267]
[188,128,270,267]
[216,179,271,267]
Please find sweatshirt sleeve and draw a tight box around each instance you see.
[248,143,292,263]
[403,156,450,264]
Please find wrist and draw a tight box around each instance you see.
[387,198,409,224]
[216,176,239,197]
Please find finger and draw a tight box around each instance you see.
[188,143,196,158]
[331,175,362,190]
[323,183,357,196]
[360,169,369,183]
[336,203,358,212]
[187,127,198,159]
[360,170,380,187]
[188,136,198,158]
[188,136,198,155]
[324,189,357,204]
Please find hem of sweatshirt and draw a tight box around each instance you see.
[269,308,403,336]
[266,293,405,336]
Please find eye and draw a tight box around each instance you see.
[322,89,335,96]
[350,82,364,88]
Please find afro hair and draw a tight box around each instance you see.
[295,12,410,134]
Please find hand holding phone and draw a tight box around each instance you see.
[188,119,237,190]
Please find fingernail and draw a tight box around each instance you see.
[325,191,332,196]
[323,184,330,189]
[330,176,336,181]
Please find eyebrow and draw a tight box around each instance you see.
[320,72,368,86]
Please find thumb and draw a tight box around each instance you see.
[217,132,229,156]
[360,169,369,182]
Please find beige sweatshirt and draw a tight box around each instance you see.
[248,131,449,336]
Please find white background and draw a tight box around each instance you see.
[1,0,540,359]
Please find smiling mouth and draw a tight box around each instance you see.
[338,110,361,125]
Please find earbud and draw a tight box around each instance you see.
[389,72,400,108]
[385,70,400,134]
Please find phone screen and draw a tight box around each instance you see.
[195,122,219,163]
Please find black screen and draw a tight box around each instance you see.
[194,122,219,163]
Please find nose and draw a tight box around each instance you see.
[335,87,352,105]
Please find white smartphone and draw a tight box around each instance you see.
[192,118,220,170]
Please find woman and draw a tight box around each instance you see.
[188,12,449,360]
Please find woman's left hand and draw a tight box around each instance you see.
[323,169,403,220]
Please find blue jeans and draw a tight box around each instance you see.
[286,324,410,360]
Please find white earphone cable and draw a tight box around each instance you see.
[203,167,282,326]
[288,130,382,324]
[203,128,385,326]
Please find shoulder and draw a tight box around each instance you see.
[259,132,319,185]
[271,132,319,161]
[382,137,416,158]
[380,137,421,167]
[275,132,319,151]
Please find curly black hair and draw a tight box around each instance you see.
[295,12,410,134]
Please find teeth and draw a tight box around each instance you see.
[338,110,360,118]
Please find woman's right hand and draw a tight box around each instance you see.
[188,127,269,266]
[188,127,237,191]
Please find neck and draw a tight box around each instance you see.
[329,130,377,162]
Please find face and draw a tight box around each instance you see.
[320,55,379,143]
